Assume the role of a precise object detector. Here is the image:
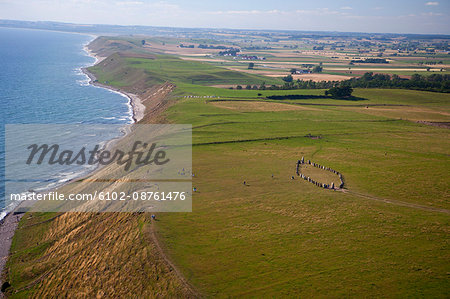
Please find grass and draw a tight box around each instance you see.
[6,212,192,298]
[154,87,450,297]
[89,53,282,88]
[164,89,449,208]
[157,144,449,297]
[299,163,341,186]
[5,40,450,297]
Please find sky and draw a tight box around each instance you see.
[0,0,449,34]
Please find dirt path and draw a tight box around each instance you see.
[416,121,450,129]
[149,221,200,298]
[340,189,450,214]
[0,212,23,298]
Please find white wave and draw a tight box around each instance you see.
[0,199,21,222]
[0,210,7,222]
[77,79,90,86]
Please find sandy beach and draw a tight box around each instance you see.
[82,39,145,122]
[82,43,106,64]
[81,67,146,123]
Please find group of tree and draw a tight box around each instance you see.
[418,61,444,65]
[218,48,240,56]
[344,72,450,92]
[230,70,450,93]
[179,44,195,48]
[242,46,273,50]
[282,74,293,82]
[232,72,449,93]
[233,84,267,90]
[350,58,389,64]
[325,86,353,98]
[198,44,230,50]
[312,65,323,73]
[231,80,340,90]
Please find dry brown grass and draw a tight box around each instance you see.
[224,67,284,76]
[341,105,450,122]
[21,213,192,298]
[289,73,352,82]
[211,100,316,112]
[143,43,225,56]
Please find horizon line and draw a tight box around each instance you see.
[1,18,449,37]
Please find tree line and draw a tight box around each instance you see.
[343,73,449,93]
[232,72,450,93]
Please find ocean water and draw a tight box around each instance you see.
[0,27,133,219]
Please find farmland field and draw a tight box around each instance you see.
[154,86,450,297]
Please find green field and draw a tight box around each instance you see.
[5,40,450,297]
[89,53,282,88]
[154,87,450,297]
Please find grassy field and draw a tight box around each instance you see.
[153,87,450,297]
[89,53,282,88]
[4,40,450,297]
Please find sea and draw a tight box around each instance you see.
[0,27,134,220]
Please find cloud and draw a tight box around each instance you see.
[421,12,443,16]
[115,1,143,5]
[1,0,449,34]
[227,10,265,15]
[295,8,340,16]
[209,9,284,15]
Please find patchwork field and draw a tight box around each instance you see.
[88,34,449,85]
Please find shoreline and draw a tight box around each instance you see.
[0,211,23,298]
[81,40,145,123]
[0,39,146,289]
[0,209,24,298]
[81,67,146,123]
[0,40,145,221]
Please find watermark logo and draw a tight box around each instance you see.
[5,124,192,213]
[26,141,170,170]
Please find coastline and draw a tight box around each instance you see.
[81,67,146,123]
[81,40,145,123]
[0,36,144,219]
[0,211,23,298]
[0,39,146,290]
